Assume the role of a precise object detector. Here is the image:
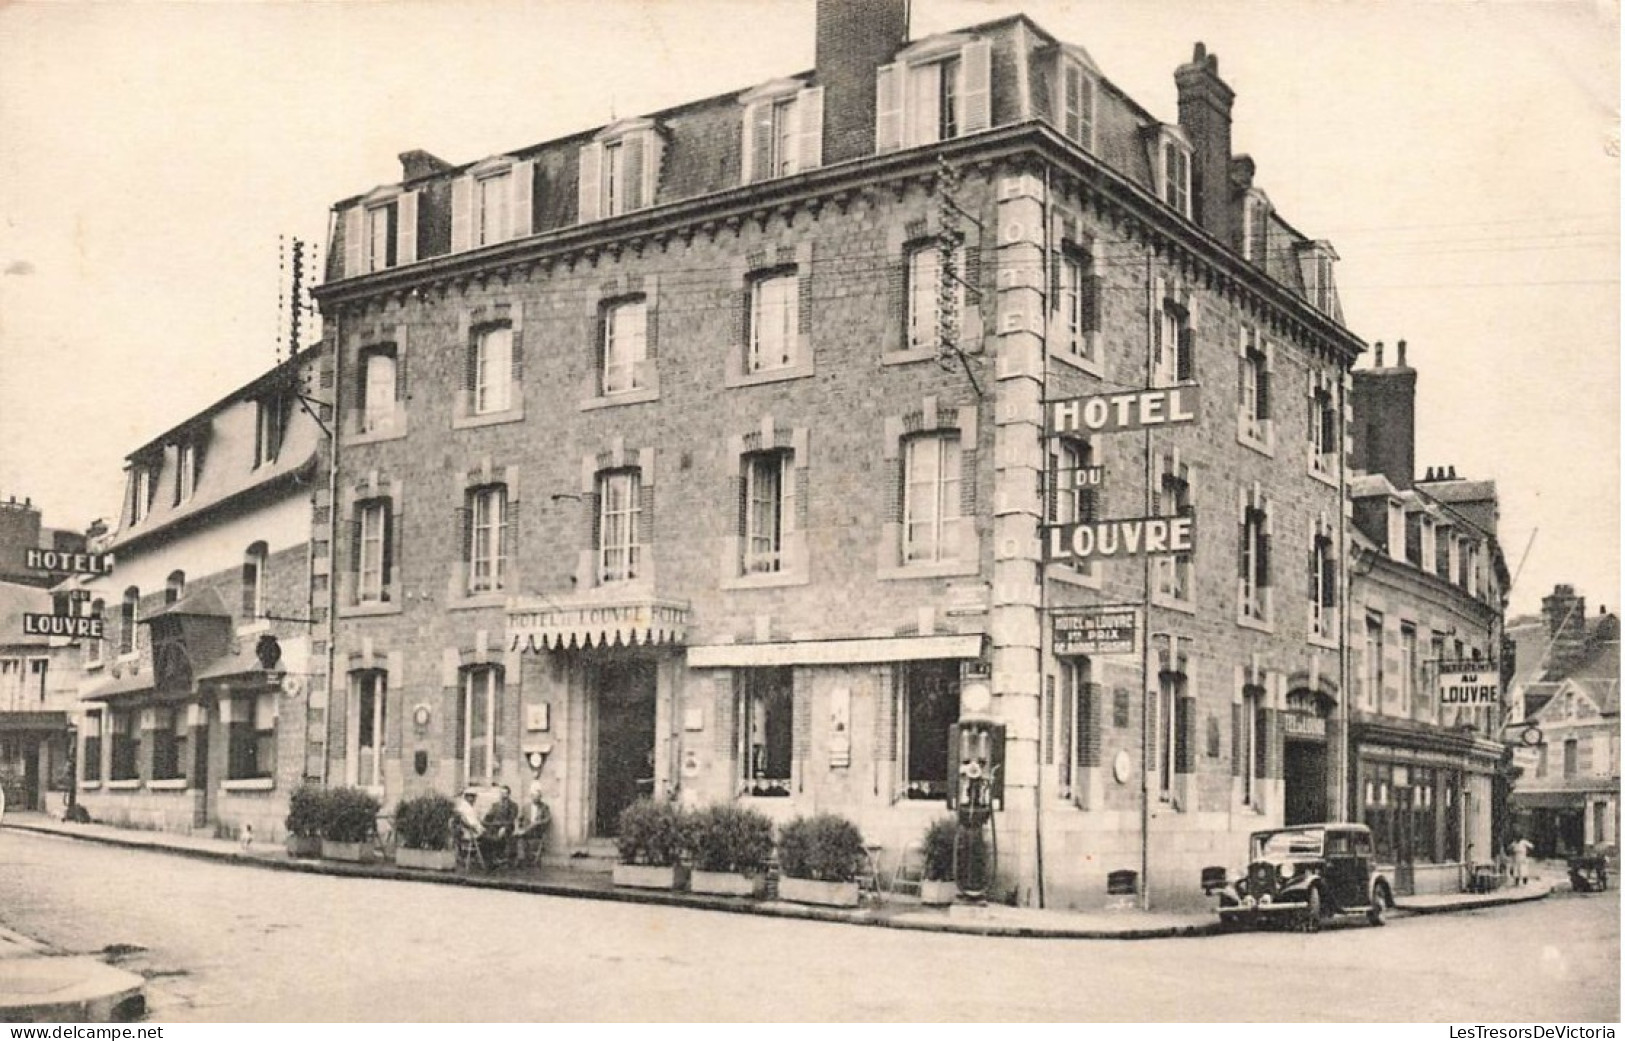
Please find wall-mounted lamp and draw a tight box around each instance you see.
[524,742,554,777]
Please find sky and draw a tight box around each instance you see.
[0,0,1617,620]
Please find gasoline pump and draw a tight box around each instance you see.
[946,672,1004,902]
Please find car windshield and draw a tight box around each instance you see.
[1254,828,1324,860]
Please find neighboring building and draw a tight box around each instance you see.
[69,349,324,841]
[0,579,81,812]
[1345,342,1510,894]
[1511,584,1619,858]
[0,496,89,591]
[311,0,1363,909]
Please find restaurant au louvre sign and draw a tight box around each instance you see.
[508,596,690,652]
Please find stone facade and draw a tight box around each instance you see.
[312,2,1365,909]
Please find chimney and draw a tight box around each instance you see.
[1174,42,1236,243]
[1350,344,1418,489]
[1397,339,1409,368]
[399,150,453,182]
[1541,584,1589,679]
[816,0,910,165]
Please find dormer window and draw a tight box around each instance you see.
[740,80,824,184]
[255,393,289,468]
[173,437,203,505]
[129,467,155,525]
[875,36,992,152]
[451,156,535,251]
[1055,50,1098,151]
[342,186,418,277]
[579,119,664,222]
[1299,241,1341,317]
[1156,128,1193,218]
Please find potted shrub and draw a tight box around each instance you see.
[919,817,960,906]
[284,783,327,858]
[685,804,774,897]
[777,813,866,908]
[393,792,458,872]
[321,786,381,863]
[611,798,689,890]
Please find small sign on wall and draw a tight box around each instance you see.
[828,687,851,768]
[683,707,704,732]
[525,703,550,732]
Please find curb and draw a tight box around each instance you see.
[1395,882,1555,915]
[4,819,1547,940]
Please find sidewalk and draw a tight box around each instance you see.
[0,924,145,1024]
[2,812,1556,949]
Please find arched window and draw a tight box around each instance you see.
[119,587,140,656]
[242,542,268,621]
[165,570,186,605]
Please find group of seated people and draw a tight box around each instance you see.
[455,784,550,868]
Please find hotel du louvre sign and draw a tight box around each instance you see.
[508,596,690,652]
[1435,659,1501,706]
[1052,604,1138,657]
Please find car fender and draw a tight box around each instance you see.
[1368,869,1393,907]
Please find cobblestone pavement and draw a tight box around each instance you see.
[1,829,1615,1022]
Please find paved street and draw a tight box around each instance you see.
[0,829,1615,1022]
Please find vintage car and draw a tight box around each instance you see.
[1206,823,1395,932]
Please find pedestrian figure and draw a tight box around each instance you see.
[1509,835,1534,885]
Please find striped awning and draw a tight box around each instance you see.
[508,596,689,652]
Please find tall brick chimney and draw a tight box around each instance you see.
[816,0,909,164]
[1174,42,1236,243]
[1350,343,1418,489]
[1541,584,1590,679]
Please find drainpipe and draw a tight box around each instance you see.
[1140,252,1154,911]
[1337,364,1350,822]
[321,306,342,787]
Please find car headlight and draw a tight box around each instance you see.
[1278,862,1295,881]
[1242,896,1256,908]
[1259,894,1272,906]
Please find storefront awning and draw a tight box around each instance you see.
[82,667,159,703]
[1512,790,1597,811]
[0,710,70,733]
[508,596,690,652]
[688,634,985,668]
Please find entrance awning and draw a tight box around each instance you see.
[1512,790,1594,811]
[688,634,984,668]
[508,596,690,652]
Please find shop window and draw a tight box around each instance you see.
[350,670,387,789]
[110,710,140,782]
[82,710,103,783]
[901,660,959,800]
[227,693,276,781]
[152,706,187,782]
[739,668,792,796]
[460,666,502,786]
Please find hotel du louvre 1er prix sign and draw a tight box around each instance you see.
[18,548,111,639]
[1042,385,1199,563]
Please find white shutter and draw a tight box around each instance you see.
[511,160,534,237]
[343,205,364,278]
[623,133,646,212]
[875,63,902,153]
[578,141,603,222]
[960,39,992,134]
[741,100,767,184]
[396,191,418,265]
[797,86,824,172]
[640,129,663,210]
[450,175,473,252]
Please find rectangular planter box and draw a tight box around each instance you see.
[690,870,764,898]
[920,879,958,907]
[779,876,860,908]
[321,839,377,864]
[285,835,322,859]
[612,863,686,890]
[395,846,457,872]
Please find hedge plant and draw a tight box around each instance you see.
[393,792,458,851]
[921,817,959,883]
[684,804,775,874]
[777,814,866,882]
[615,798,687,867]
[322,786,382,844]
[285,783,329,840]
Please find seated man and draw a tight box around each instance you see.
[517,787,551,864]
[480,785,520,866]
[455,790,485,842]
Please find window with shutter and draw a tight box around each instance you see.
[349,670,387,789]
[1058,57,1095,150]
[242,542,267,622]
[741,450,794,575]
[462,666,502,785]
[747,271,798,373]
[357,498,392,604]
[1160,135,1192,217]
[360,348,398,435]
[597,469,642,584]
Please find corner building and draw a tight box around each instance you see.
[313,0,1364,909]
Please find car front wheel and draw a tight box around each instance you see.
[1367,882,1390,926]
[1303,886,1323,933]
